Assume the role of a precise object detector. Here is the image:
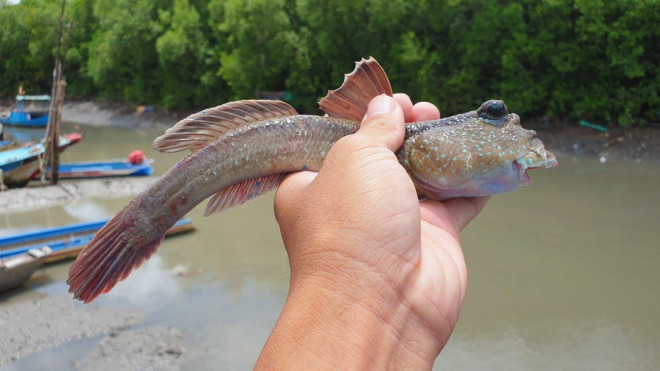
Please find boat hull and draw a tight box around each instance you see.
[0,133,82,188]
[0,247,51,292]
[43,159,154,179]
[0,219,193,292]
[0,111,49,127]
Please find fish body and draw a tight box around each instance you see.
[139,115,358,230]
[68,58,556,303]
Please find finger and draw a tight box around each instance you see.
[274,171,317,222]
[443,196,490,232]
[420,196,490,236]
[355,95,405,152]
[412,102,441,122]
[393,93,414,122]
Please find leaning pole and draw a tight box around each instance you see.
[44,0,67,185]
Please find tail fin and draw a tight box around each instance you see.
[319,57,393,121]
[67,203,163,303]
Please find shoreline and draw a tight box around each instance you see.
[3,99,659,163]
[60,100,657,163]
[62,100,187,130]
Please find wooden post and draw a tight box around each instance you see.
[44,0,67,185]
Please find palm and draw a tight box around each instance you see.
[371,156,479,344]
[391,94,487,341]
[273,94,488,354]
[407,201,474,341]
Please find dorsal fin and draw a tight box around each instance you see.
[319,57,393,121]
[153,100,298,153]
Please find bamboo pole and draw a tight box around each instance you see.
[43,0,67,185]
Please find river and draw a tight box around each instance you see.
[1,122,659,370]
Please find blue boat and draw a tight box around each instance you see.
[0,218,194,260]
[0,219,110,249]
[43,158,154,180]
[0,95,51,127]
[0,132,82,188]
[0,218,194,292]
[0,140,17,152]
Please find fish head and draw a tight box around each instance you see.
[401,100,557,199]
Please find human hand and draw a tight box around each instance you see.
[257,94,489,369]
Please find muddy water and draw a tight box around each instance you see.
[1,123,659,370]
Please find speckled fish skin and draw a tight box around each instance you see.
[86,103,556,264]
[150,101,555,232]
[67,55,559,304]
[67,98,557,303]
[127,115,359,244]
[398,100,557,200]
[90,103,555,253]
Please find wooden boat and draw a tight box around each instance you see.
[0,246,51,292]
[39,158,154,180]
[0,140,19,152]
[0,95,51,127]
[0,219,110,249]
[0,218,194,292]
[0,132,82,188]
[0,124,26,152]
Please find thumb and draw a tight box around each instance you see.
[355,94,406,152]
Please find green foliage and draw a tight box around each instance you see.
[63,0,97,96]
[86,0,164,102]
[0,0,657,126]
[0,0,61,96]
[156,0,212,108]
[210,0,308,103]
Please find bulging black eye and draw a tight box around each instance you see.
[477,100,508,125]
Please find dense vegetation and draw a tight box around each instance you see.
[0,0,658,126]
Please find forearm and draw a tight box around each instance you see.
[255,268,442,370]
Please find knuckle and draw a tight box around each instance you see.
[366,117,397,132]
[333,135,372,155]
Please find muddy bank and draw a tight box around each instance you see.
[0,294,140,364]
[62,100,188,130]
[534,125,659,163]
[0,294,195,369]
[74,325,191,371]
[0,178,155,214]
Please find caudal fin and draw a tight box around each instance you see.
[319,57,393,121]
[67,209,163,303]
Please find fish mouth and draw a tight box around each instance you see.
[513,143,558,186]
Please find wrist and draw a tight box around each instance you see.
[257,254,443,369]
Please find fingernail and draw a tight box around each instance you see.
[366,95,396,118]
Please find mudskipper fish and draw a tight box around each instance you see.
[68,57,557,302]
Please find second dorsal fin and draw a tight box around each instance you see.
[319,57,393,121]
[153,100,298,153]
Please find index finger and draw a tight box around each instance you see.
[420,196,490,237]
[393,93,414,122]
[412,102,440,122]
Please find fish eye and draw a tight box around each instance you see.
[477,100,508,126]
